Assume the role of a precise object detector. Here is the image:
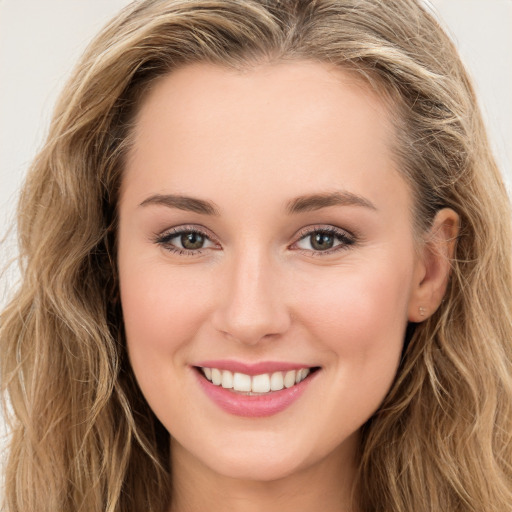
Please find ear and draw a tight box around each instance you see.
[408,208,459,322]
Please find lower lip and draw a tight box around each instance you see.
[195,369,318,417]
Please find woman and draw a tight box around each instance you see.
[1,0,511,511]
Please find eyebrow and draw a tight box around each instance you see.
[139,194,220,215]
[139,190,376,216]
[285,191,377,214]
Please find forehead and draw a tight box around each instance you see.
[129,60,394,153]
[122,61,410,219]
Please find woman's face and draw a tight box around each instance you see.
[118,61,425,481]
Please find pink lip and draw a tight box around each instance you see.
[193,365,319,418]
[195,359,315,376]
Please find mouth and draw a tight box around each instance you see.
[195,366,321,395]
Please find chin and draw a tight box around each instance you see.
[173,431,312,483]
[208,451,306,483]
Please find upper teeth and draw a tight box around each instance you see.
[201,367,311,393]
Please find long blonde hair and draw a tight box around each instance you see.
[2,1,511,510]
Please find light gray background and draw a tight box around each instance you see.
[0,0,511,471]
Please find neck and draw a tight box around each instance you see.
[168,435,360,512]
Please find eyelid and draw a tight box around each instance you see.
[293,224,355,240]
[290,224,357,254]
[153,224,221,253]
[152,223,357,256]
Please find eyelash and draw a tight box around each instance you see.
[153,225,356,257]
[292,225,356,256]
[153,225,219,256]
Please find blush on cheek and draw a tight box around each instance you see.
[297,274,410,380]
[121,265,218,357]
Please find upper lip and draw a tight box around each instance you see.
[194,360,318,376]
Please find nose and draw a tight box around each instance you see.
[211,248,291,345]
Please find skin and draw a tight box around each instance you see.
[117,61,458,512]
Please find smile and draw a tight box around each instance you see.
[194,363,320,417]
[200,367,313,394]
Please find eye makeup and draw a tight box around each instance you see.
[152,223,357,257]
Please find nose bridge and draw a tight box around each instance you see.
[213,244,290,344]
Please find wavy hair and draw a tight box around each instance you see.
[2,1,511,510]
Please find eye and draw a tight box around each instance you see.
[293,226,355,254]
[177,231,208,250]
[154,226,219,255]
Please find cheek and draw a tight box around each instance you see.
[299,266,410,345]
[292,256,413,404]
[118,259,220,425]
[119,259,215,359]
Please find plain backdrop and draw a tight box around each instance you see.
[0,0,511,471]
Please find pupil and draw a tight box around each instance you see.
[181,232,204,250]
[311,232,334,251]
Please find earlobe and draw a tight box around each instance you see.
[408,208,459,322]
